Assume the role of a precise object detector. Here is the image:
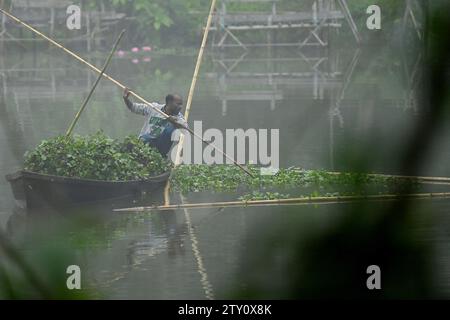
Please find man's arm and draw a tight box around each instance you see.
[123,88,153,116]
[168,115,189,129]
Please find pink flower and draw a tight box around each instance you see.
[117,50,125,57]
[131,47,140,53]
[142,46,152,52]
[143,57,151,62]
[132,58,139,64]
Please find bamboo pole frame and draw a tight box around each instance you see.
[114,192,450,212]
[0,7,252,178]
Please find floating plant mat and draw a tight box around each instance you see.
[23,131,171,181]
[169,164,423,201]
[21,133,428,200]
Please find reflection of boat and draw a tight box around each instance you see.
[5,170,170,209]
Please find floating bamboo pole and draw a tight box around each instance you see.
[274,167,450,184]
[163,0,218,206]
[318,169,450,184]
[357,172,450,183]
[66,30,125,136]
[0,8,252,178]
[114,192,450,212]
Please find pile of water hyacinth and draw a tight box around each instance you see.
[24,132,171,181]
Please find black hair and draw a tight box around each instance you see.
[165,94,175,105]
[165,93,182,105]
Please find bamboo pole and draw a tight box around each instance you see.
[184,0,217,124]
[264,167,450,184]
[161,0,218,299]
[163,0,218,205]
[66,30,125,136]
[356,172,450,183]
[0,8,252,178]
[114,192,450,212]
[315,169,450,183]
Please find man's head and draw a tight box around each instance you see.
[165,94,183,115]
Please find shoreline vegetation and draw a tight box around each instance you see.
[1,0,410,50]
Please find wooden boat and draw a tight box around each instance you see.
[5,170,170,209]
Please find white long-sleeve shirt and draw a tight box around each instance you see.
[127,101,188,139]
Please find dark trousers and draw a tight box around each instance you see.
[140,124,176,157]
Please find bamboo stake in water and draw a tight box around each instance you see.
[0,8,252,178]
[163,0,218,205]
[66,30,125,136]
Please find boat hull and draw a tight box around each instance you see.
[5,170,170,209]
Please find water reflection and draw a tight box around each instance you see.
[208,46,350,115]
[1,28,449,298]
[126,210,187,267]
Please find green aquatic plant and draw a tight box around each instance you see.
[24,131,171,181]
[239,191,291,201]
[170,164,421,197]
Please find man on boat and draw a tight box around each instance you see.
[123,88,188,157]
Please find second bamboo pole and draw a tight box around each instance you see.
[66,30,125,136]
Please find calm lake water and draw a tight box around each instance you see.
[1,39,449,298]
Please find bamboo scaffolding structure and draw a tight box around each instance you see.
[66,30,125,136]
[114,192,450,212]
[0,7,252,178]
[163,0,218,206]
